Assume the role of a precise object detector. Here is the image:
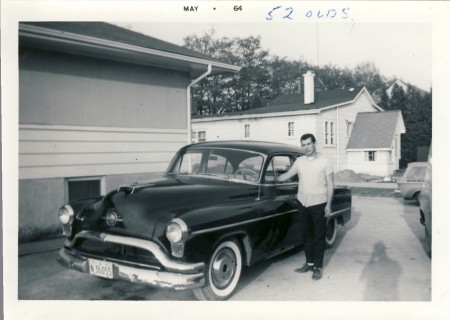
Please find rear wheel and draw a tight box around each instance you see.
[193,239,242,301]
[325,218,337,248]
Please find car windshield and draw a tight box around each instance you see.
[169,148,264,182]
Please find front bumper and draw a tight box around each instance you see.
[57,231,205,290]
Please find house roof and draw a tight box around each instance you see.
[19,22,241,77]
[267,87,365,111]
[346,110,404,149]
[193,87,376,120]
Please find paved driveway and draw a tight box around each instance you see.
[18,196,430,301]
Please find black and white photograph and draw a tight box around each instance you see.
[2,1,449,319]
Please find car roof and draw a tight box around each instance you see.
[184,140,304,156]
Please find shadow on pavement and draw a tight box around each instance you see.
[360,241,403,301]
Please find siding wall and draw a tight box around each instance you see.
[19,124,186,179]
[193,114,317,146]
[19,48,189,128]
[347,150,392,176]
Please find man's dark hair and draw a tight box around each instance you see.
[300,133,316,143]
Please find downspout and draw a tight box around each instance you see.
[187,64,212,144]
[336,107,340,172]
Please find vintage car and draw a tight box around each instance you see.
[395,162,427,204]
[57,141,352,300]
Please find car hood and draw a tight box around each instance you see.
[73,176,257,240]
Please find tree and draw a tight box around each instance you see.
[352,61,385,93]
[184,32,272,113]
[387,83,432,167]
[378,88,390,110]
[312,64,355,90]
[267,57,310,97]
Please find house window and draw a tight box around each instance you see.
[346,120,354,137]
[324,121,335,146]
[198,131,206,142]
[288,122,295,137]
[192,131,206,143]
[66,177,104,203]
[244,124,250,138]
[365,151,377,162]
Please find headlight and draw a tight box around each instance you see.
[58,204,74,225]
[166,218,188,243]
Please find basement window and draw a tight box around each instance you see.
[65,177,105,203]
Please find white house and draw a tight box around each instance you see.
[192,71,405,176]
[346,111,405,176]
[386,79,409,97]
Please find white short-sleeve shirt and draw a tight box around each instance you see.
[292,153,334,207]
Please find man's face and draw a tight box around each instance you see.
[300,137,316,156]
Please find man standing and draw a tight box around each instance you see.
[277,133,334,280]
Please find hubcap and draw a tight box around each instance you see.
[211,248,236,289]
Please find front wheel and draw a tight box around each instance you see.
[325,218,337,248]
[193,239,242,301]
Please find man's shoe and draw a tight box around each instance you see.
[295,263,314,273]
[312,267,323,280]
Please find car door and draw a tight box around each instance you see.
[261,154,303,257]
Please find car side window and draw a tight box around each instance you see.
[264,155,298,183]
[206,154,234,174]
[177,152,203,174]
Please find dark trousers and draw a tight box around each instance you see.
[299,201,327,268]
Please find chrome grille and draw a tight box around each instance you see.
[74,238,162,268]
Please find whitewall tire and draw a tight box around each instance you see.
[325,218,337,248]
[193,239,242,301]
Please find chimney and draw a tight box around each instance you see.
[303,71,315,104]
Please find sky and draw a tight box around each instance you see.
[116,22,432,91]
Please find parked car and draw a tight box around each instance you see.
[395,162,427,204]
[419,147,432,257]
[57,141,352,300]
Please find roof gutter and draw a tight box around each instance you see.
[192,109,320,123]
[346,148,392,151]
[187,64,212,143]
[192,95,361,123]
[19,24,240,73]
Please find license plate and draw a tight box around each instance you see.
[89,259,113,279]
